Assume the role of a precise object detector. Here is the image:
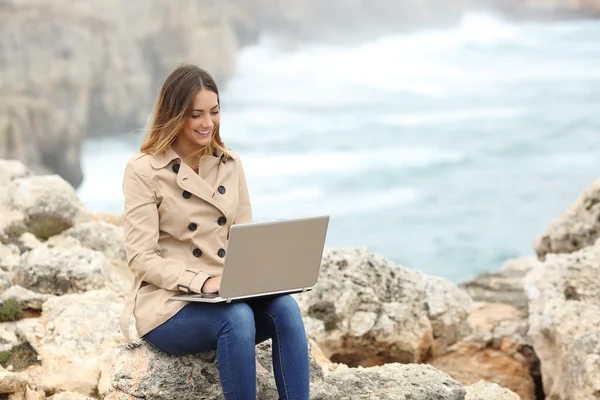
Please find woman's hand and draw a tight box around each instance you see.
[201,276,221,294]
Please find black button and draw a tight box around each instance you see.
[217,248,226,258]
[172,163,180,173]
[193,248,202,257]
[218,185,226,194]
[182,190,191,199]
[188,223,197,231]
[217,216,227,226]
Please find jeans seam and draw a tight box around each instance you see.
[262,309,289,400]
[221,326,240,400]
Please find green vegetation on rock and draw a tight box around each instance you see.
[0,298,22,322]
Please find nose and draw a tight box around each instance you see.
[199,115,213,129]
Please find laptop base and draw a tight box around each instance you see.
[171,287,311,304]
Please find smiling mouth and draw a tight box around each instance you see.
[195,129,211,136]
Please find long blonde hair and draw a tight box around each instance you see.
[140,64,230,161]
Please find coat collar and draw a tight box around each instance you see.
[148,146,229,217]
[149,146,225,170]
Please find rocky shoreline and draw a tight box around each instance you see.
[1,158,599,399]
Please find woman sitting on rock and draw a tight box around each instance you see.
[120,63,310,399]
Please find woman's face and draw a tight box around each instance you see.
[181,88,220,149]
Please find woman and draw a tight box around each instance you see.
[119,64,310,399]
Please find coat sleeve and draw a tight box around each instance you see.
[122,161,210,293]
[233,157,252,224]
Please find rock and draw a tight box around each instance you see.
[314,363,466,400]
[0,243,20,272]
[55,221,126,262]
[0,286,53,311]
[17,290,128,396]
[15,234,44,252]
[106,339,467,400]
[430,341,533,400]
[6,175,85,240]
[0,160,34,185]
[17,246,109,295]
[429,301,538,400]
[0,322,23,353]
[466,303,530,350]
[0,271,12,292]
[85,212,123,226]
[525,239,600,399]
[47,392,89,400]
[296,247,474,366]
[106,340,287,399]
[459,257,540,312]
[0,365,29,394]
[465,380,521,400]
[534,178,600,259]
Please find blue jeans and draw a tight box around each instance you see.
[144,295,310,400]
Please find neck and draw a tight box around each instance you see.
[171,139,202,167]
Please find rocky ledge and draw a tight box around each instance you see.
[1,157,599,399]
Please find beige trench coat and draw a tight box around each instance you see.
[119,146,252,342]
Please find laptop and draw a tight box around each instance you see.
[171,215,330,303]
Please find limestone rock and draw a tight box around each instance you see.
[313,363,466,400]
[0,271,12,292]
[0,243,20,272]
[106,339,467,400]
[47,392,89,400]
[428,299,537,400]
[0,160,34,185]
[0,286,53,311]
[106,340,293,400]
[55,221,126,262]
[15,233,44,252]
[296,247,474,366]
[16,290,128,396]
[17,246,109,295]
[430,341,533,400]
[460,257,540,312]
[465,380,521,400]
[0,365,28,394]
[534,178,600,259]
[6,175,85,240]
[525,239,600,399]
[0,322,22,353]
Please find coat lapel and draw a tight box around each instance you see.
[176,157,228,217]
[150,146,229,217]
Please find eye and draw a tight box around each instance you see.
[210,110,220,115]
[191,114,201,119]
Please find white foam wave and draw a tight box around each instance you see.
[252,187,418,219]
[379,108,524,127]
[243,147,465,179]
[456,12,520,47]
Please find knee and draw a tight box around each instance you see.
[220,303,255,340]
[268,295,303,326]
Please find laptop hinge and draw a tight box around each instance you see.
[302,287,311,293]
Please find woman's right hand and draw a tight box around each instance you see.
[201,276,221,293]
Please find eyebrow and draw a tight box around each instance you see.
[192,105,219,112]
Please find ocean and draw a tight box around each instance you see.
[78,12,600,283]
